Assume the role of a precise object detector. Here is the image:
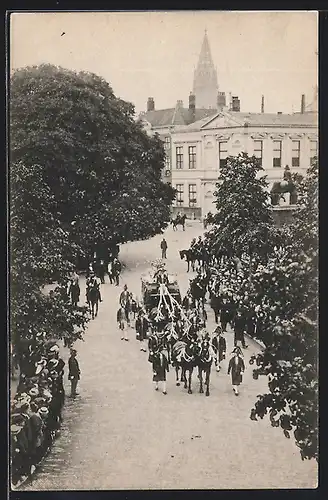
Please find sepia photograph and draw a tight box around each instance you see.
[9,10,318,491]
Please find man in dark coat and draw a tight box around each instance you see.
[160,238,168,259]
[98,260,106,284]
[210,293,221,324]
[112,258,122,286]
[234,311,248,349]
[68,349,80,397]
[135,310,149,352]
[150,347,169,395]
[212,326,226,372]
[227,347,245,396]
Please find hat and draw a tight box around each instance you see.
[16,393,31,404]
[33,397,46,406]
[11,424,24,434]
[49,345,60,353]
[28,387,39,397]
[48,359,59,369]
[42,389,52,401]
[35,364,44,375]
[11,412,29,425]
[38,407,49,417]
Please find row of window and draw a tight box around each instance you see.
[218,139,317,169]
[164,139,318,170]
[175,183,197,207]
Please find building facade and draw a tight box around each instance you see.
[138,98,217,185]
[170,110,318,218]
[137,30,318,219]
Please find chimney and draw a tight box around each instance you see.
[231,96,240,112]
[217,91,226,110]
[261,95,264,113]
[301,94,305,114]
[147,97,155,112]
[189,92,196,122]
[189,93,196,111]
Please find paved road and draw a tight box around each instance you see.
[22,222,317,490]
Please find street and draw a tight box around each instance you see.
[22,222,317,490]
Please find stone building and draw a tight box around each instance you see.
[170,106,318,218]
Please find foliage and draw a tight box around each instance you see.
[10,64,175,254]
[250,159,318,461]
[10,158,89,351]
[201,152,318,460]
[207,153,274,261]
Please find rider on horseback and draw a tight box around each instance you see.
[86,271,102,303]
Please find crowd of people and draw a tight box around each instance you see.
[114,260,247,397]
[11,336,66,485]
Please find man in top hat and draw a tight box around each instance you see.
[227,347,245,396]
[135,309,149,352]
[68,349,80,398]
[212,326,226,372]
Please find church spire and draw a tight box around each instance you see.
[197,29,214,68]
[192,30,219,109]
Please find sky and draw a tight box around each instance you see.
[10,11,318,115]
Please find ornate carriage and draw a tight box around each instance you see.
[141,272,181,312]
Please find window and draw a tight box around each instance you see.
[188,184,197,208]
[188,146,196,169]
[176,146,183,169]
[253,140,263,166]
[219,141,228,168]
[292,140,300,167]
[164,136,171,151]
[273,140,282,167]
[165,154,171,169]
[310,140,318,164]
[176,184,184,207]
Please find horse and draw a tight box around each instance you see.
[179,249,196,272]
[171,214,187,231]
[86,284,100,319]
[68,281,80,307]
[197,338,215,396]
[171,340,200,393]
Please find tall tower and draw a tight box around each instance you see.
[192,30,219,109]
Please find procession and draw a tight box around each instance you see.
[10,11,318,492]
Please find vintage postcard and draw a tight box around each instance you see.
[9,11,318,491]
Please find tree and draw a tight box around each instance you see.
[10,64,175,258]
[10,158,89,355]
[249,159,318,461]
[207,153,275,262]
